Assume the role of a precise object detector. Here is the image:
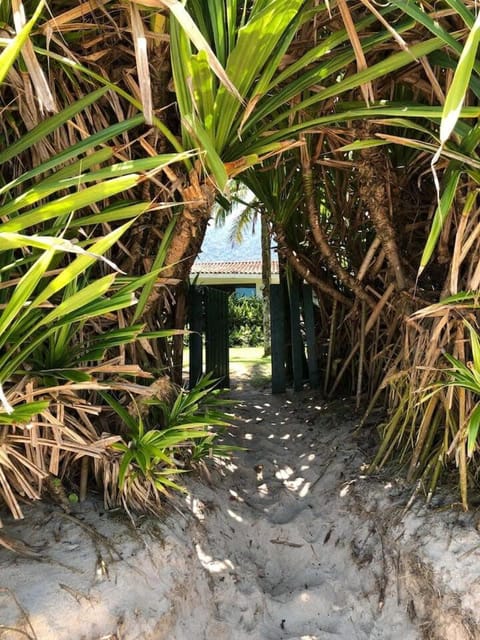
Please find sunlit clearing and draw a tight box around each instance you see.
[275,465,294,480]
[244,433,253,440]
[185,495,205,521]
[285,477,305,492]
[195,543,234,573]
[227,509,243,523]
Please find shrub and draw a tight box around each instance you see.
[97,374,239,514]
[228,295,264,347]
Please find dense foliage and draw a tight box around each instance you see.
[0,1,234,521]
[228,296,263,347]
[2,0,480,518]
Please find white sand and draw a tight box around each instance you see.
[1,382,480,639]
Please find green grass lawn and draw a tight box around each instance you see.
[184,346,271,387]
[229,346,266,364]
[229,346,271,387]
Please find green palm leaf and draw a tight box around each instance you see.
[0,0,45,85]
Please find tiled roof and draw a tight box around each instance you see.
[192,260,279,275]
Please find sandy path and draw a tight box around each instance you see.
[171,389,419,640]
[1,383,480,639]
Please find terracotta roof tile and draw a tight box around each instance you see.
[191,260,279,275]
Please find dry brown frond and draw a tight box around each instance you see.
[12,0,56,113]
[336,0,374,105]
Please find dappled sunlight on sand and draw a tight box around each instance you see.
[195,542,235,573]
[2,382,479,639]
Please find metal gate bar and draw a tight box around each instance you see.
[288,277,304,392]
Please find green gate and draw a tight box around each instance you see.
[188,286,229,388]
[270,277,320,393]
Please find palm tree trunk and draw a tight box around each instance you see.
[301,150,376,308]
[163,173,216,282]
[159,172,217,382]
[357,126,408,291]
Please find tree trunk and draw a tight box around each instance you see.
[163,171,216,282]
[125,171,216,382]
[357,126,408,291]
[160,174,216,382]
[301,153,376,308]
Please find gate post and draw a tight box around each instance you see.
[270,284,287,393]
[188,286,203,389]
[302,284,320,388]
[205,288,230,387]
[288,276,304,391]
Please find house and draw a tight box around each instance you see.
[191,213,279,297]
[190,260,279,297]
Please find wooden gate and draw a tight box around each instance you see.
[270,277,320,393]
[188,286,229,388]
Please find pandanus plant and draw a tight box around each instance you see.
[0,3,196,520]
[126,0,480,502]
[4,0,480,514]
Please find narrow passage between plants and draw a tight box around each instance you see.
[1,382,479,640]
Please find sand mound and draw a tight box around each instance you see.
[1,387,480,639]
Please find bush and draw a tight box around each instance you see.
[228,295,264,347]
[98,374,238,514]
